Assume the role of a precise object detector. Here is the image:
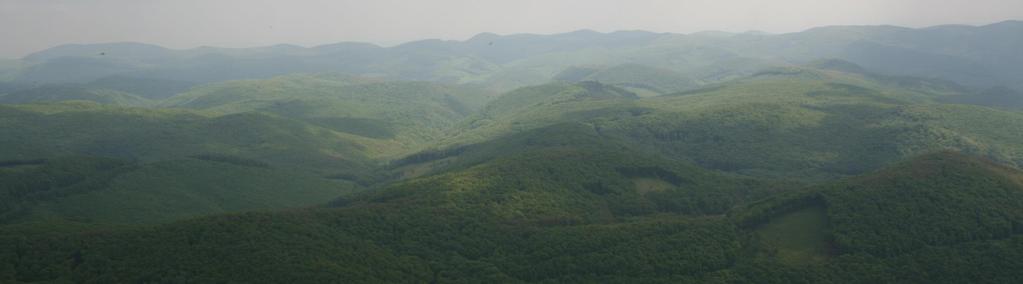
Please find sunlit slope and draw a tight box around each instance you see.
[361,123,792,222]
[0,85,151,106]
[612,70,1023,178]
[164,74,495,154]
[442,69,1023,180]
[441,81,641,145]
[0,75,195,105]
[0,102,384,178]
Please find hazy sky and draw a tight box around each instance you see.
[1,0,1021,58]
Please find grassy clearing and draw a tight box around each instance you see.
[631,177,675,195]
[755,206,831,265]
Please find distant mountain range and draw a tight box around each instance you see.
[3,21,1021,91]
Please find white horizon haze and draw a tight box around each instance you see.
[1,0,1022,59]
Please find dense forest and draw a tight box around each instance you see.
[1,20,1023,282]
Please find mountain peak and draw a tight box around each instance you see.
[24,42,170,61]
[984,19,1023,28]
[562,29,602,36]
[468,32,501,42]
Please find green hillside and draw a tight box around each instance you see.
[164,74,495,154]
[0,85,151,106]
[553,64,699,96]
[1,156,355,225]
[939,86,1023,110]
[441,81,640,145]
[3,152,1023,282]
[84,76,196,100]
[443,68,1023,181]
[821,152,1023,256]
[2,21,1023,282]
[732,151,1023,282]
[610,73,1023,179]
[0,75,193,106]
[0,102,385,180]
[368,123,793,221]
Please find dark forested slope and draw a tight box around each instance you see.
[3,152,1023,283]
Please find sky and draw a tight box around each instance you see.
[1,0,1022,58]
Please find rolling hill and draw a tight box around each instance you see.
[553,64,699,96]
[0,76,194,106]
[431,66,1023,181]
[3,151,1022,282]
[0,102,384,180]
[0,156,356,225]
[733,151,1023,282]
[0,85,152,106]
[2,20,1023,282]
[163,74,495,153]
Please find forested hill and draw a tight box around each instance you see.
[4,151,1023,282]
[2,19,1023,283]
